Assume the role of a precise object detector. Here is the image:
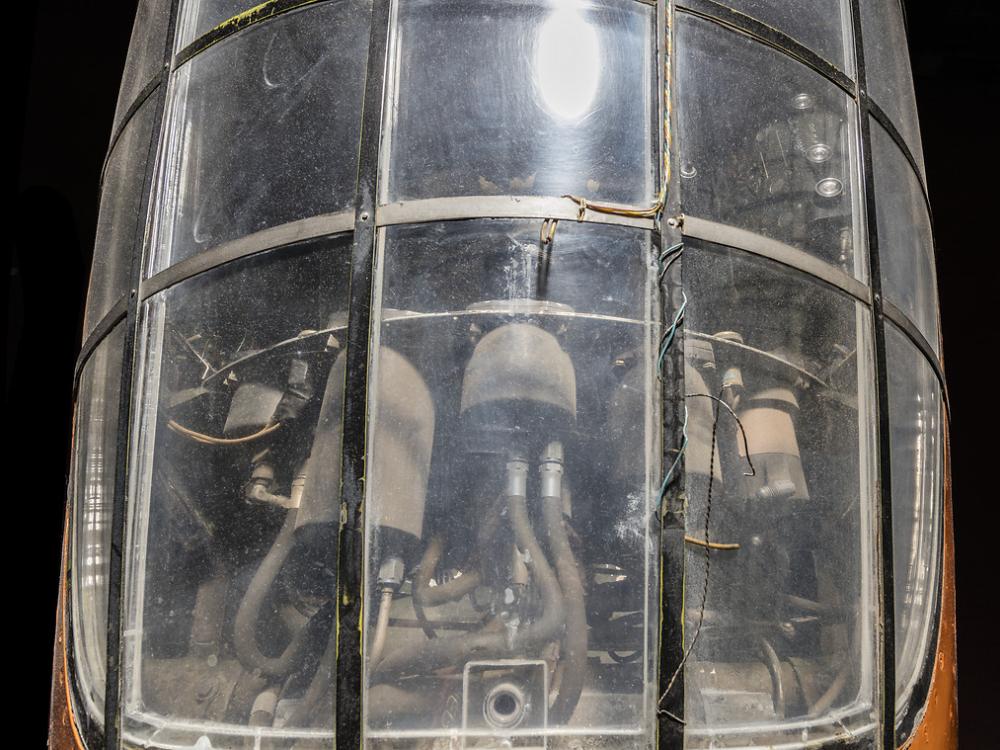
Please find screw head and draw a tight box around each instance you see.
[806,143,833,164]
[792,92,814,110]
[815,177,844,198]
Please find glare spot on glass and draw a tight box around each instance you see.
[534,8,601,121]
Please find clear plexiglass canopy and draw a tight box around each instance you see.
[61,1,945,749]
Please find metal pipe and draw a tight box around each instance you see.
[539,441,588,725]
[368,588,395,667]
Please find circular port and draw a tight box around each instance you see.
[806,143,833,164]
[792,92,814,110]
[815,177,844,198]
[484,683,527,729]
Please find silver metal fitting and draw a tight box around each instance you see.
[538,441,564,499]
[506,458,529,497]
[377,555,405,588]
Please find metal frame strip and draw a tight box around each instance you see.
[377,195,657,230]
[657,1,686,743]
[74,297,128,389]
[882,298,950,420]
[335,0,392,746]
[101,70,167,188]
[101,4,181,748]
[681,215,873,305]
[675,0,855,96]
[172,0,330,69]
[849,3,896,747]
[137,210,355,302]
[868,99,933,216]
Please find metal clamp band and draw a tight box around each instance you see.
[377,195,657,231]
[680,215,873,305]
[137,210,355,303]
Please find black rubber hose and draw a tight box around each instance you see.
[374,462,564,680]
[233,509,312,677]
[542,494,588,724]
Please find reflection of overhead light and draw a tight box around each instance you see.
[534,9,601,121]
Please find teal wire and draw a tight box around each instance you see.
[657,291,688,377]
[658,405,689,503]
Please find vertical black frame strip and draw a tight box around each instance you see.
[848,3,896,748]
[657,1,686,747]
[335,0,391,747]
[102,2,181,748]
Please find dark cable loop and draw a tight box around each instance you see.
[684,393,756,477]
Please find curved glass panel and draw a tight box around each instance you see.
[886,323,943,736]
[718,0,855,72]
[148,0,370,274]
[122,239,351,747]
[112,0,171,134]
[676,15,864,280]
[681,242,879,746]
[70,324,126,727]
[871,120,939,353]
[383,0,656,205]
[85,92,162,336]
[860,0,925,178]
[176,0,280,49]
[362,220,660,747]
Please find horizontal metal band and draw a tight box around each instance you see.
[882,298,949,413]
[681,215,873,305]
[676,0,856,99]
[867,99,933,217]
[101,71,166,189]
[173,0,329,69]
[377,195,657,231]
[74,296,129,387]
[138,210,355,302]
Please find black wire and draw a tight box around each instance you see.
[658,386,724,713]
[657,242,684,285]
[685,393,757,477]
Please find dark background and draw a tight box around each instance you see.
[7,0,997,746]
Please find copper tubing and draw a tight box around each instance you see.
[373,458,564,680]
[233,509,312,677]
[540,442,587,724]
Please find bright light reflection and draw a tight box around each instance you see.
[534,8,601,121]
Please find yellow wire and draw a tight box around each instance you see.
[167,419,281,445]
[684,535,740,551]
[557,2,673,226]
